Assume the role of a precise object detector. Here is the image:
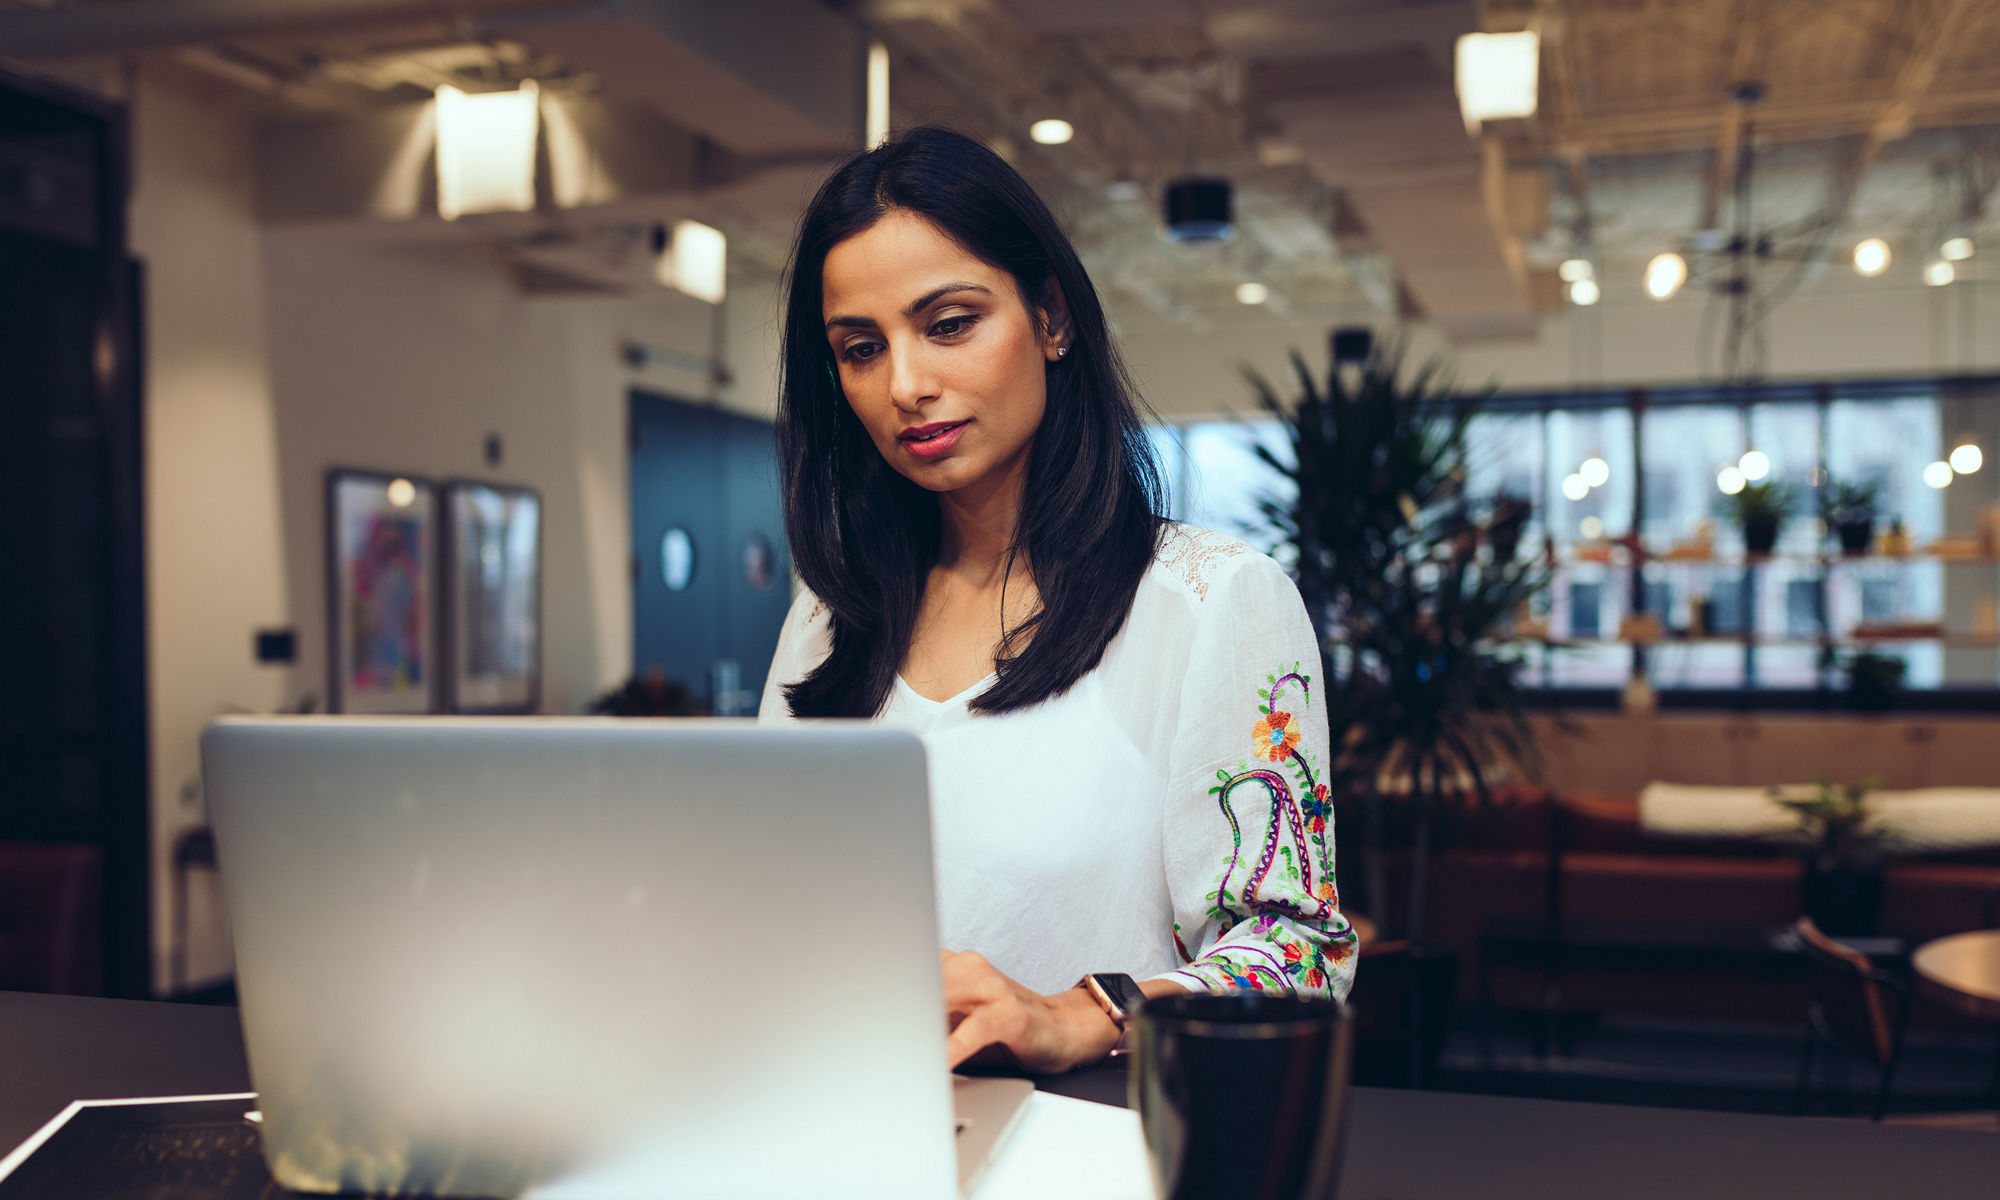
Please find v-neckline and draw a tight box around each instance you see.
[894,672,996,709]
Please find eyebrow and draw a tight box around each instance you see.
[824,282,992,331]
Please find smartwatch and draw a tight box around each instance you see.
[1079,972,1146,1057]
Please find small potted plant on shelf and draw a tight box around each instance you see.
[1844,648,1907,712]
[1819,475,1882,556]
[1724,480,1794,557]
[1770,777,1887,935]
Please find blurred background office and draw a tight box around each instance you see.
[4,0,1999,1126]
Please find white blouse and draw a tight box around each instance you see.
[758,524,1357,1001]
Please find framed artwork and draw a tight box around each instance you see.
[444,480,542,713]
[326,470,438,714]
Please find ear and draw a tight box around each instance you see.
[1036,279,1073,362]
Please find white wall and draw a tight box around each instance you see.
[127,69,784,994]
[128,68,294,995]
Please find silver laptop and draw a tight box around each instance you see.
[201,716,1032,1200]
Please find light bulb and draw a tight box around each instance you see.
[1029,119,1074,145]
[1234,281,1269,306]
[1924,460,1954,489]
[1561,473,1589,501]
[1925,259,1955,287]
[1569,277,1601,306]
[1717,466,1746,495]
[1579,456,1610,488]
[1739,449,1770,481]
[1950,443,1983,474]
[1941,237,1974,262]
[1852,238,1890,277]
[386,478,417,507]
[1644,252,1687,300]
[1559,258,1594,282]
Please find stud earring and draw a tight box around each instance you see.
[1056,346,1068,358]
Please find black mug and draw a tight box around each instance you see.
[1128,991,1355,1200]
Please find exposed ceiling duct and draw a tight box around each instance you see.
[1242,4,1540,343]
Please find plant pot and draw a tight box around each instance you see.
[1848,654,1905,712]
[1803,865,1884,936]
[1743,513,1781,556]
[1837,517,1874,556]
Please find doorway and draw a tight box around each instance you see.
[628,391,791,714]
[0,67,146,996]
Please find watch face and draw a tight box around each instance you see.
[1093,973,1147,1018]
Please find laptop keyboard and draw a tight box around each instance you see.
[0,1100,284,1200]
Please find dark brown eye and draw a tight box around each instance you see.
[931,314,978,338]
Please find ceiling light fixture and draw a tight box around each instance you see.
[1852,238,1890,277]
[1568,277,1601,306]
[1941,236,1975,262]
[1645,252,1687,300]
[435,80,540,220]
[866,42,890,150]
[1454,31,1539,131]
[1924,259,1956,287]
[1029,118,1074,146]
[654,219,727,304]
[1234,281,1269,306]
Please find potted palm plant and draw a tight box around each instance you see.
[1819,476,1882,556]
[1247,334,1552,940]
[1725,480,1794,556]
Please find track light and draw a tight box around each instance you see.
[1852,238,1890,277]
[1644,252,1687,300]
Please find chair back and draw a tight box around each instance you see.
[1793,915,1895,1066]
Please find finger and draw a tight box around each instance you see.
[946,1007,997,1069]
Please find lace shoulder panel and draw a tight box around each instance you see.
[1153,523,1254,602]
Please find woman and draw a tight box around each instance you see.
[759,127,1355,1073]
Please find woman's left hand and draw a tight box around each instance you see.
[940,950,1120,1073]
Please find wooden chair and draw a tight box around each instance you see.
[1792,915,1908,1121]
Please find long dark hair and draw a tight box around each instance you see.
[776,126,1165,718]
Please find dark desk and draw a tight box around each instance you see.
[4,991,1995,1198]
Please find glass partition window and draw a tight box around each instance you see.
[1164,379,1998,704]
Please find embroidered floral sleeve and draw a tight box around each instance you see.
[1155,550,1357,1000]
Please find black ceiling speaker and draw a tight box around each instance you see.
[1162,177,1234,243]
[1331,326,1374,365]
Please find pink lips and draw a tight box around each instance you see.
[899,421,968,458]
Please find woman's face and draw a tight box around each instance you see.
[821,209,1064,500]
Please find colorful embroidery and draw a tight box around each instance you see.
[1251,710,1300,761]
[1177,663,1353,997]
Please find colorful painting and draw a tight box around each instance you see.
[445,481,541,713]
[328,471,437,714]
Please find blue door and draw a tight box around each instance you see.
[629,391,791,714]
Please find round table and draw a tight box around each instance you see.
[1912,929,2000,1023]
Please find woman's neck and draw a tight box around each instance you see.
[935,461,1029,586]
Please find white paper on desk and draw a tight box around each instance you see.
[972,1093,1155,1200]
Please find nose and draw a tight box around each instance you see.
[886,339,937,413]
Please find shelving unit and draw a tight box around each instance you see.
[1475,377,2000,704]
